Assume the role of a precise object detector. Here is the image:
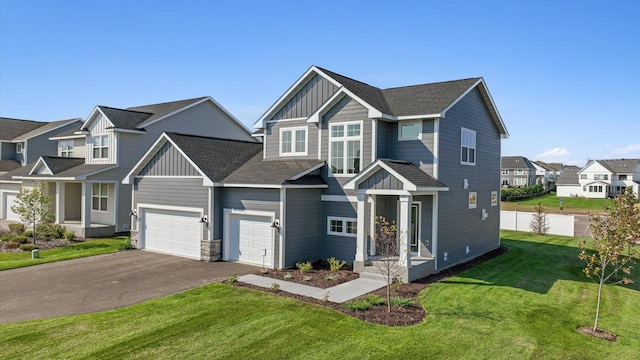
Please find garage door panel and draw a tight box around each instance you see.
[4,193,20,221]
[229,213,273,267]
[143,208,201,259]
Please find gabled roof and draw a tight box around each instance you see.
[255,65,508,137]
[30,156,86,175]
[555,169,579,186]
[0,158,115,181]
[596,159,640,174]
[97,106,153,130]
[344,158,448,191]
[501,156,536,170]
[0,117,82,141]
[547,163,564,171]
[533,160,554,171]
[0,160,21,172]
[221,152,325,186]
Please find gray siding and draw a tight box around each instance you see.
[437,87,502,269]
[264,120,319,160]
[388,120,435,175]
[1,142,16,161]
[133,177,208,232]
[283,188,323,267]
[64,183,82,221]
[376,120,390,159]
[26,121,82,163]
[358,168,403,190]
[322,200,357,263]
[321,97,373,196]
[271,74,338,120]
[413,195,434,254]
[139,142,199,176]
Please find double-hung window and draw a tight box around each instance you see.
[327,217,357,237]
[501,170,509,175]
[92,135,109,159]
[92,183,108,211]
[16,142,24,153]
[330,122,361,175]
[60,141,74,157]
[280,127,307,156]
[461,127,476,165]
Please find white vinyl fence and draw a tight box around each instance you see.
[500,211,575,237]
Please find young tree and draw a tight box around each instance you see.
[11,186,54,245]
[578,189,639,331]
[373,216,403,312]
[530,200,549,235]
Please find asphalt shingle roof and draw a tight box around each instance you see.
[98,107,153,130]
[533,160,554,171]
[0,160,21,172]
[596,159,640,173]
[501,156,536,169]
[223,152,325,185]
[11,119,82,140]
[379,159,448,188]
[0,117,46,140]
[40,156,86,174]
[556,170,579,186]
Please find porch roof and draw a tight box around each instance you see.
[344,159,448,192]
[6,157,116,181]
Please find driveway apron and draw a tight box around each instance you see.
[0,250,255,323]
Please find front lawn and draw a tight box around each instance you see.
[0,237,127,271]
[1,231,638,359]
[502,192,612,214]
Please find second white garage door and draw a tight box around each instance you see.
[229,214,273,267]
[3,192,20,221]
[143,208,202,259]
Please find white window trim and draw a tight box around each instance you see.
[92,135,109,159]
[279,126,308,156]
[327,216,357,237]
[328,121,363,178]
[468,192,477,209]
[398,119,422,141]
[16,142,24,153]
[91,183,109,212]
[513,178,527,186]
[60,140,74,157]
[460,127,476,166]
[501,170,509,175]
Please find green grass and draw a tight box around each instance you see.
[0,237,127,271]
[1,230,638,359]
[502,192,613,214]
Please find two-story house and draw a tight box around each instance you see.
[0,117,83,220]
[124,66,508,281]
[556,159,640,198]
[532,160,557,190]
[501,156,536,187]
[0,98,256,236]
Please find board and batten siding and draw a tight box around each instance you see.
[437,87,502,269]
[388,119,435,175]
[85,114,117,165]
[271,74,338,121]
[264,119,319,160]
[138,142,199,176]
[283,188,323,267]
[320,97,373,196]
[322,200,357,263]
[358,168,404,190]
[133,177,208,231]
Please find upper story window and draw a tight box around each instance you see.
[501,170,509,175]
[460,127,476,165]
[16,142,24,153]
[60,141,74,157]
[329,122,361,175]
[619,175,628,180]
[513,169,527,175]
[92,135,109,159]
[594,174,609,180]
[398,120,422,141]
[580,174,587,179]
[280,127,307,156]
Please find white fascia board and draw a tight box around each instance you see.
[14,176,76,181]
[321,195,358,202]
[77,164,120,180]
[81,106,112,130]
[29,157,53,175]
[288,162,325,181]
[214,183,282,189]
[307,91,346,123]
[576,161,596,175]
[344,159,418,191]
[49,134,86,141]
[135,97,207,129]
[415,186,449,192]
[107,128,146,134]
[282,184,327,189]
[254,66,323,129]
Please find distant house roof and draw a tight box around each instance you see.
[595,159,640,173]
[0,117,82,141]
[563,165,581,171]
[533,160,554,171]
[501,156,535,170]
[556,169,580,186]
[547,163,564,171]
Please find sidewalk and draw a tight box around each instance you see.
[238,274,387,303]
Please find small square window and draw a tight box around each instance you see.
[16,143,24,153]
[398,120,422,141]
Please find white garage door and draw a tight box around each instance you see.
[229,214,273,267]
[143,208,202,259]
[4,193,20,221]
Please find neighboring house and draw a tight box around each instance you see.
[532,160,557,190]
[124,65,508,281]
[547,162,564,178]
[556,159,640,198]
[0,97,256,236]
[0,117,83,221]
[501,156,536,187]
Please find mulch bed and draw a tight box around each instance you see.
[233,247,509,326]
[577,326,617,342]
[257,264,359,288]
[0,238,72,253]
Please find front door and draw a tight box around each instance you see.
[410,204,419,253]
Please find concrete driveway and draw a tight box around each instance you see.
[0,250,255,323]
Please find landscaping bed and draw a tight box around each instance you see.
[257,261,359,288]
[234,247,508,326]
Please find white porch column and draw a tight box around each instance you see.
[55,182,65,224]
[355,193,368,262]
[432,193,439,270]
[81,183,91,229]
[398,194,412,267]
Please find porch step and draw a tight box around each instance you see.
[357,271,386,281]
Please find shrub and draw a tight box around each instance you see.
[364,294,385,306]
[23,230,33,238]
[19,244,38,252]
[302,275,312,282]
[327,257,347,272]
[1,233,12,242]
[43,223,66,239]
[12,235,29,244]
[4,241,20,249]
[260,268,269,274]
[63,230,75,241]
[296,261,313,273]
[325,273,336,280]
[8,223,25,235]
[344,300,370,311]
[118,238,134,250]
[270,283,280,292]
[283,273,293,280]
[227,273,238,284]
[391,297,414,307]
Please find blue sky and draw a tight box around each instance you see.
[1,0,638,166]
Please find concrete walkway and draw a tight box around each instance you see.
[238,274,387,303]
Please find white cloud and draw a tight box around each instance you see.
[610,144,640,155]
[535,147,571,159]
